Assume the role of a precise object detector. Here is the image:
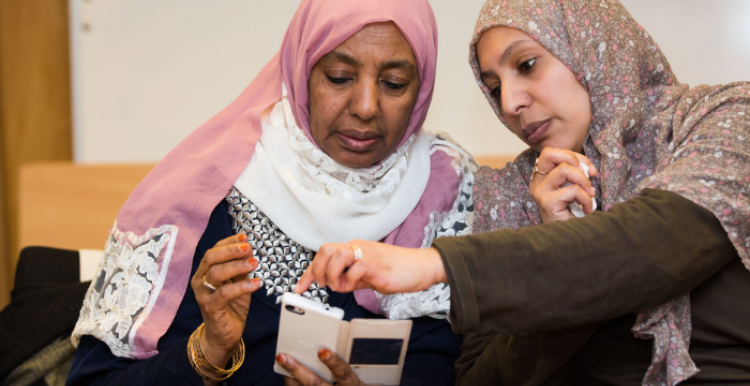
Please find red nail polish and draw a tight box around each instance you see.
[276,353,286,364]
[318,348,331,360]
[238,233,247,242]
[240,244,249,252]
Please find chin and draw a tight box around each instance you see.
[527,144,544,154]
[337,147,391,169]
[334,154,377,169]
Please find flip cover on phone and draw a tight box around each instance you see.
[274,293,411,385]
[343,318,411,385]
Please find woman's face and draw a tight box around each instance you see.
[476,26,592,154]
[308,22,420,168]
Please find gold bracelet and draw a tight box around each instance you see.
[188,341,225,383]
[193,324,245,376]
[188,323,245,381]
[187,323,245,382]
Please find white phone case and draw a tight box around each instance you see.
[274,293,345,381]
[274,293,411,385]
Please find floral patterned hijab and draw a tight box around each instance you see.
[468,0,750,384]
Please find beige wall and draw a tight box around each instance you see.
[1,0,748,309]
[0,0,73,309]
[70,0,750,165]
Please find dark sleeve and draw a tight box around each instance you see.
[66,336,205,386]
[66,200,235,386]
[452,330,503,385]
[433,188,737,335]
[454,326,597,386]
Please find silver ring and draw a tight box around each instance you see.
[351,245,363,261]
[202,275,218,293]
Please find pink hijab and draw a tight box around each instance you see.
[96,0,440,359]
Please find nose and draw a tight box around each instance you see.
[500,80,531,117]
[349,79,379,121]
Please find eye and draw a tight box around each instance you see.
[489,84,502,98]
[383,81,407,90]
[326,74,350,84]
[519,58,536,73]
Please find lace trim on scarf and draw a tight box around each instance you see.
[377,133,478,319]
[276,83,416,201]
[72,222,178,358]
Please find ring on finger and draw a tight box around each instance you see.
[351,245,363,261]
[532,158,547,179]
[532,168,547,178]
[202,275,219,293]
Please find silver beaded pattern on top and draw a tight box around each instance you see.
[225,187,329,304]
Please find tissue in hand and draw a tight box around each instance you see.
[565,163,597,217]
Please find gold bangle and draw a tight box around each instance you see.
[194,324,245,376]
[188,342,225,382]
[187,323,245,382]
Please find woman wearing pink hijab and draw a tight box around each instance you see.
[66,0,474,384]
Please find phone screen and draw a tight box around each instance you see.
[348,338,403,365]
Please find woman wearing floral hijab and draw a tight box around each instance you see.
[298,0,750,384]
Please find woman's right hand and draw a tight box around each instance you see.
[296,240,446,295]
[190,233,262,370]
[529,148,598,223]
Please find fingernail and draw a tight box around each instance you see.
[240,244,249,252]
[318,348,331,360]
[238,233,247,242]
[276,353,286,364]
[252,278,262,286]
[589,186,596,195]
[248,258,258,267]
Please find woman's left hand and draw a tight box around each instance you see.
[529,148,598,223]
[278,349,366,386]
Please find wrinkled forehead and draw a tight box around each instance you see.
[292,0,436,80]
[312,22,418,75]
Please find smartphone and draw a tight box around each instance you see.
[274,293,345,381]
[274,293,412,385]
[344,318,412,385]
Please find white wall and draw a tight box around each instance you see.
[70,0,750,164]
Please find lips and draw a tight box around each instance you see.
[522,119,551,144]
[337,129,379,152]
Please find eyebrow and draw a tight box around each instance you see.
[323,51,416,73]
[479,39,534,80]
[381,59,416,72]
[324,51,359,66]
